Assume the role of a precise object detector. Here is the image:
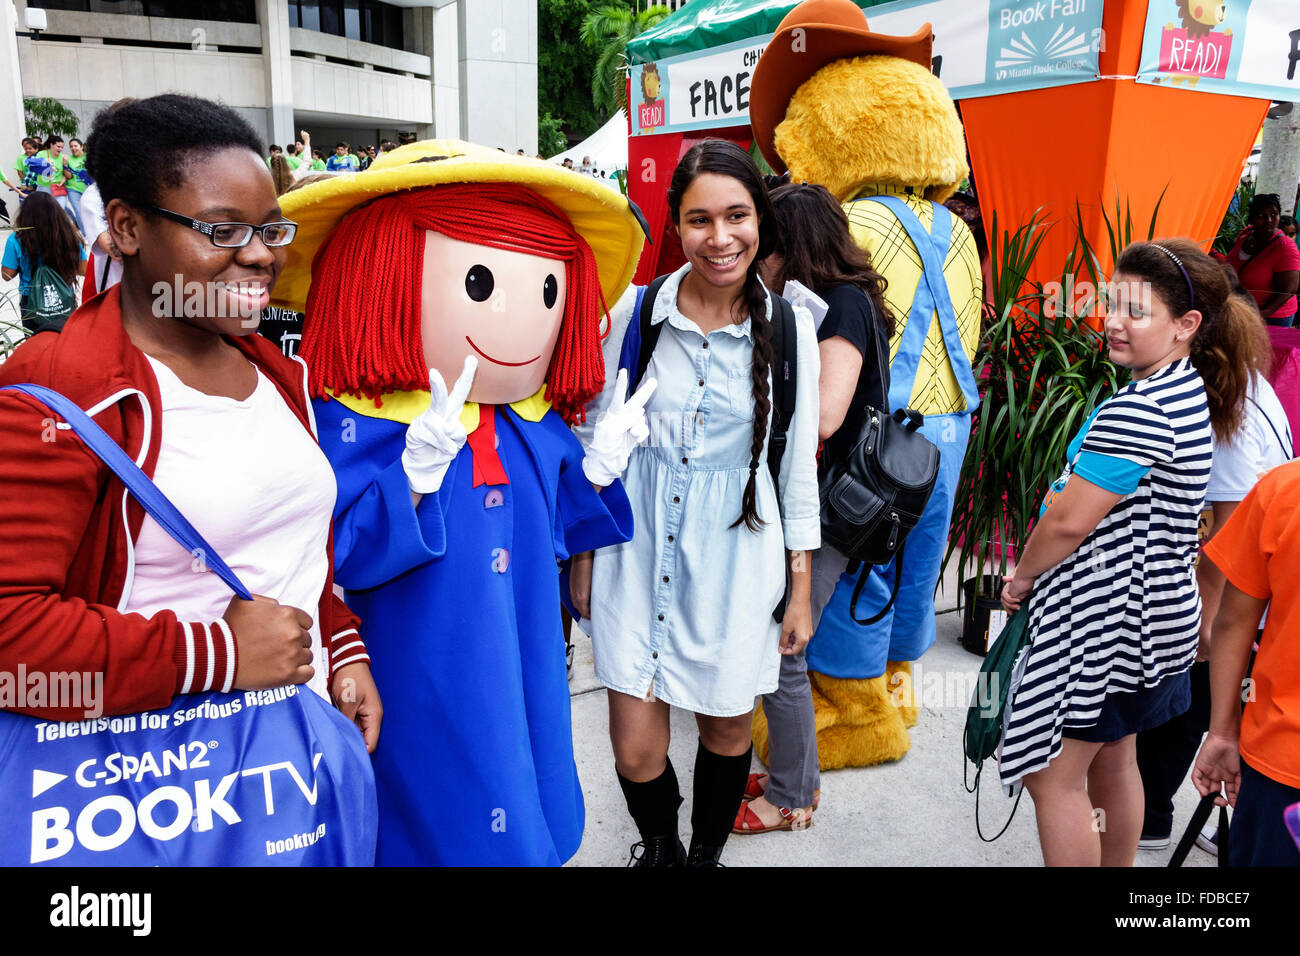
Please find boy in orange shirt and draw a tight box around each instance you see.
[1194,459,1300,866]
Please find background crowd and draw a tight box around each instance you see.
[0,89,1296,870]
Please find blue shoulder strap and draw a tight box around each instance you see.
[618,274,673,391]
[1,383,253,600]
[858,195,980,414]
[617,284,647,382]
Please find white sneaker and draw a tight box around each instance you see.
[1195,821,1219,857]
[1138,834,1171,850]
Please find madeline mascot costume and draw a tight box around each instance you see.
[273,141,651,865]
[749,0,983,770]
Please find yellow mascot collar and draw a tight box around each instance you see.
[327,385,552,428]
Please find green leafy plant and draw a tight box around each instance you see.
[748,141,776,177]
[537,111,569,159]
[23,97,79,141]
[0,300,30,361]
[1213,178,1254,255]
[0,225,31,360]
[0,317,29,360]
[580,3,672,117]
[943,199,1165,593]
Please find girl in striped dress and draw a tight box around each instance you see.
[999,239,1256,866]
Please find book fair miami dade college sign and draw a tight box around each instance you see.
[1136,0,1300,100]
[628,0,1105,137]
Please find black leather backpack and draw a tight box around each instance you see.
[819,406,939,625]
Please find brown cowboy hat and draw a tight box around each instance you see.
[750,0,933,173]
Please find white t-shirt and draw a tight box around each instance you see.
[122,356,337,700]
[80,184,123,293]
[1206,374,1293,502]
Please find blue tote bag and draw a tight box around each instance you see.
[0,384,378,866]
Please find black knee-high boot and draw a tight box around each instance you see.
[688,739,752,867]
[617,759,686,867]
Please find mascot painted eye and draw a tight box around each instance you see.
[465,264,494,302]
[543,273,558,309]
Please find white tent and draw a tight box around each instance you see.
[550,112,628,178]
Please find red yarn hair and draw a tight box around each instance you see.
[301,183,609,424]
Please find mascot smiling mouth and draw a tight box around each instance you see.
[466,336,541,367]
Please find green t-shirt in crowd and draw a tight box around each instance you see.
[310,158,326,171]
[34,150,64,188]
[14,153,30,184]
[286,154,302,170]
[64,154,89,194]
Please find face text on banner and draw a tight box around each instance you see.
[627,0,1104,137]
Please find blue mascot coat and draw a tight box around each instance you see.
[315,389,632,865]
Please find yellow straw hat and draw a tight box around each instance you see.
[272,139,647,312]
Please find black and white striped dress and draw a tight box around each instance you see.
[999,357,1212,787]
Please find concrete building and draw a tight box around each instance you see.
[1,0,538,161]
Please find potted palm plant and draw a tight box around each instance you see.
[946,201,1154,654]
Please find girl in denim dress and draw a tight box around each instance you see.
[571,141,821,866]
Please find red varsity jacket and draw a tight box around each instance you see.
[0,286,367,719]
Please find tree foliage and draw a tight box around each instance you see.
[538,0,616,150]
[580,4,672,118]
[24,97,79,141]
[537,111,569,159]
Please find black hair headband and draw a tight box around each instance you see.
[1150,244,1195,311]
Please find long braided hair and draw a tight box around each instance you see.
[301,183,608,424]
[667,140,779,532]
[1114,238,1270,443]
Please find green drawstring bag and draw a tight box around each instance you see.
[21,263,76,332]
[963,604,1032,841]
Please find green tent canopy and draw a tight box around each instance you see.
[627,0,896,64]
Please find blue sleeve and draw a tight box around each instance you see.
[1078,391,1175,469]
[315,396,448,591]
[1,234,21,272]
[1071,451,1149,495]
[551,414,633,560]
[1069,391,1176,494]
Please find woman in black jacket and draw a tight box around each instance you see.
[738,181,894,832]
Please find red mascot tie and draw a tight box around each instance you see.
[466,404,510,487]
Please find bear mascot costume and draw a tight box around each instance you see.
[272,141,652,865]
[748,0,983,773]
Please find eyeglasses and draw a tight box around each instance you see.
[146,204,298,248]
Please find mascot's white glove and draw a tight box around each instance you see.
[582,369,657,487]
[402,356,478,495]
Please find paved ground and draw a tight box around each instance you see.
[566,570,1215,867]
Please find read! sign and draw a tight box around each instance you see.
[1158,25,1232,79]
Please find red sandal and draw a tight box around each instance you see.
[743,773,821,810]
[732,799,814,834]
